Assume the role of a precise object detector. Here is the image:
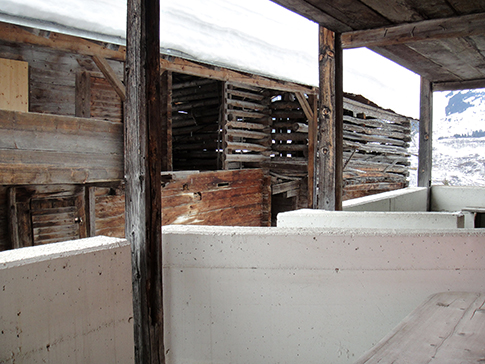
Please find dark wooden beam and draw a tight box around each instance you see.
[306,94,318,207]
[125,0,164,362]
[316,26,343,210]
[433,78,485,91]
[418,77,433,208]
[342,13,485,49]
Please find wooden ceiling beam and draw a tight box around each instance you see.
[433,78,485,91]
[342,12,485,49]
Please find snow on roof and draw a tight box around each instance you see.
[0,0,319,86]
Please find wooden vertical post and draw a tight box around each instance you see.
[125,0,164,363]
[316,26,343,210]
[418,77,433,209]
[307,94,318,207]
[75,71,91,118]
[84,186,96,237]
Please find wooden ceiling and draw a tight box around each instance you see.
[271,0,485,91]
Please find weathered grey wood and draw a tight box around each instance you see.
[418,77,433,195]
[433,78,485,91]
[125,0,164,362]
[342,13,485,49]
[354,292,485,364]
[85,186,96,237]
[317,26,342,210]
[75,71,91,118]
[7,187,19,249]
[92,55,126,102]
[272,180,301,195]
[307,94,317,207]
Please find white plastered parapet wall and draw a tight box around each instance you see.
[1,227,484,364]
[162,225,485,364]
[0,236,134,364]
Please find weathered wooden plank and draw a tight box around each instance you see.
[226,129,268,140]
[0,58,29,112]
[272,180,301,195]
[342,13,485,48]
[225,154,269,163]
[161,71,173,171]
[0,22,126,61]
[418,77,433,194]
[226,142,269,152]
[227,98,266,111]
[433,77,485,91]
[226,121,266,130]
[160,55,317,95]
[354,292,485,364]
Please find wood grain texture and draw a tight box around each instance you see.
[354,292,485,364]
[0,110,123,185]
[0,58,28,112]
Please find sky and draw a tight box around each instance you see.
[0,0,421,118]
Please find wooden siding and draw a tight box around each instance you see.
[0,110,124,185]
[0,58,28,112]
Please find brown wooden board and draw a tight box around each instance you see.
[0,110,123,185]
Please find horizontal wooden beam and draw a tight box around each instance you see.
[433,78,485,91]
[269,0,352,33]
[0,22,126,61]
[342,12,485,49]
[160,56,317,94]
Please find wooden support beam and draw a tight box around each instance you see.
[92,55,126,102]
[295,92,314,122]
[307,94,318,208]
[160,56,317,95]
[125,0,164,362]
[418,77,433,209]
[75,71,91,118]
[342,12,485,49]
[433,78,485,91]
[0,21,126,61]
[316,26,343,211]
[85,186,96,237]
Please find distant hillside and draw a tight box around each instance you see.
[408,89,485,187]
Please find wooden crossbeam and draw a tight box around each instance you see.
[160,56,317,94]
[0,22,126,61]
[342,12,485,49]
[433,78,485,91]
[295,92,314,122]
[92,56,126,102]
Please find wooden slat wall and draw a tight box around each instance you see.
[172,77,222,171]
[0,40,124,117]
[223,82,272,169]
[90,76,123,123]
[342,97,411,199]
[0,110,124,185]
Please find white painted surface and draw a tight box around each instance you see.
[162,225,485,364]
[343,187,428,212]
[2,227,485,364]
[277,209,464,229]
[431,185,485,212]
[0,236,134,364]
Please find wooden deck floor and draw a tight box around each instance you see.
[354,292,485,363]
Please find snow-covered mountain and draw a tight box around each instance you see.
[409,89,485,187]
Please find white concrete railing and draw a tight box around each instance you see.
[2,227,485,364]
[0,236,134,364]
[343,186,428,212]
[277,209,465,229]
